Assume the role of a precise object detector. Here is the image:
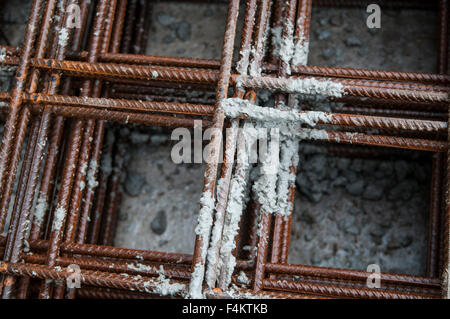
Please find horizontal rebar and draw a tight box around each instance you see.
[263,279,438,299]
[3,46,448,85]
[236,75,449,104]
[264,263,440,289]
[0,261,188,297]
[0,92,214,116]
[24,253,191,280]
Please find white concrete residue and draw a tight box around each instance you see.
[292,17,310,67]
[52,207,66,231]
[270,21,295,74]
[152,70,159,78]
[194,190,215,237]
[276,13,308,217]
[144,266,186,297]
[220,98,331,127]
[22,219,31,238]
[33,197,48,227]
[57,0,65,14]
[189,262,205,299]
[236,271,250,285]
[80,161,88,175]
[278,21,295,75]
[87,160,99,190]
[252,128,280,215]
[272,17,309,71]
[292,37,309,66]
[218,123,253,287]
[127,262,156,273]
[0,48,7,62]
[58,27,69,49]
[285,77,344,98]
[205,120,241,289]
[236,47,250,75]
[0,47,15,72]
[249,46,262,77]
[205,177,227,288]
[276,137,299,217]
[190,190,216,298]
[344,132,359,143]
[237,76,345,99]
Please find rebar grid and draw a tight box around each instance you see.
[0,0,448,299]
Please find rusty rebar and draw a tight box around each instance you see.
[0,0,447,300]
[190,0,241,299]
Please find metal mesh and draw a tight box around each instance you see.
[0,0,448,299]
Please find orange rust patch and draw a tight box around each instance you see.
[4,276,15,286]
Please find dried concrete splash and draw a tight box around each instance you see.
[220,98,331,127]
[194,190,215,238]
[276,137,299,217]
[127,262,157,273]
[144,266,186,297]
[285,77,344,98]
[271,16,310,70]
[252,129,280,215]
[33,197,48,227]
[189,262,205,299]
[292,16,310,67]
[218,123,254,287]
[292,36,309,66]
[190,190,215,298]
[58,27,69,49]
[278,21,295,75]
[87,160,99,190]
[236,47,250,75]
[236,271,250,285]
[52,207,66,231]
[236,74,345,99]
[205,177,227,289]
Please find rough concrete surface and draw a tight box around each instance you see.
[290,150,430,275]
[308,7,437,72]
[146,1,243,59]
[114,135,205,254]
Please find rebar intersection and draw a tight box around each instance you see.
[0,0,448,299]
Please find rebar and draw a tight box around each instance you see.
[0,0,448,300]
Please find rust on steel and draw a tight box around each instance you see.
[0,0,448,300]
